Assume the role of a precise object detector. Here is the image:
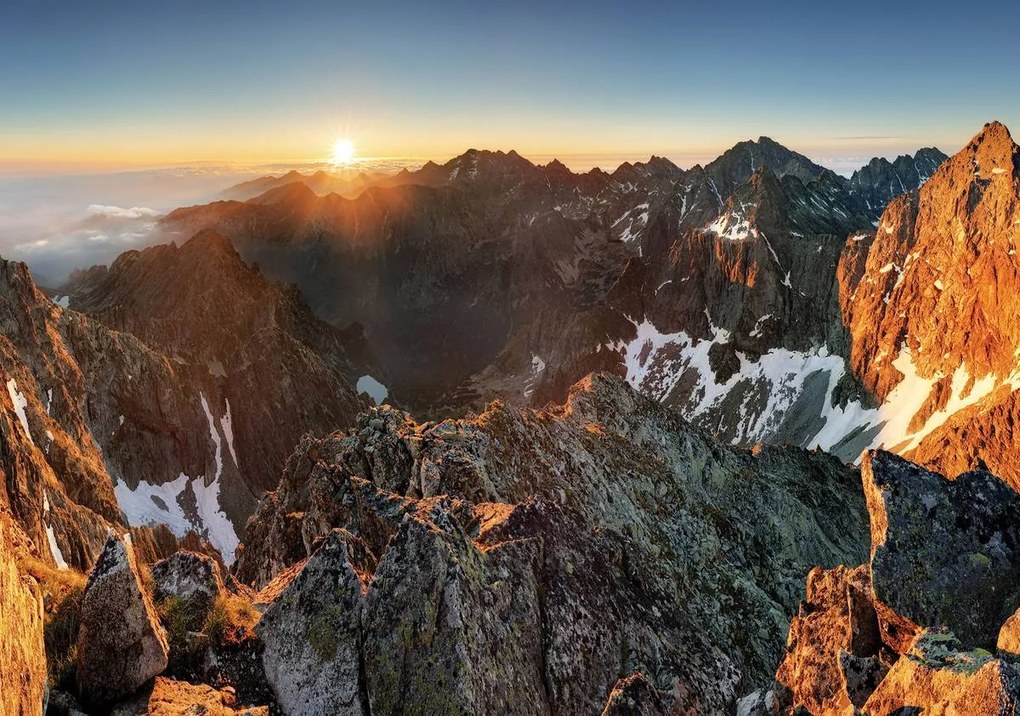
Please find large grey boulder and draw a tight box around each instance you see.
[76,534,169,704]
[361,500,549,715]
[862,450,1020,648]
[256,529,369,715]
[151,550,225,626]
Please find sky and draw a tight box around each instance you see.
[3,0,1020,173]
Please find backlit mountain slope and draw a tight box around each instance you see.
[164,137,917,458]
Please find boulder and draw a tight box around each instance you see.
[862,631,1020,715]
[999,608,1020,656]
[772,565,887,714]
[862,450,1020,649]
[361,501,550,715]
[76,534,169,704]
[256,529,370,715]
[110,676,269,715]
[151,550,225,625]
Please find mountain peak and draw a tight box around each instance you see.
[543,158,571,174]
[181,229,236,256]
[976,120,1013,143]
[966,120,1017,165]
[950,121,1015,182]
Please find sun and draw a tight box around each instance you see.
[331,138,357,166]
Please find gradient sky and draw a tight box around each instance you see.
[3,0,1020,172]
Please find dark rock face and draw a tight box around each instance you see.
[76,534,169,704]
[848,147,948,220]
[160,139,893,459]
[60,229,371,503]
[236,374,869,708]
[862,450,1020,649]
[160,134,949,467]
[703,136,829,197]
[0,229,376,570]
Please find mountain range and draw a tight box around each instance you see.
[6,121,1020,713]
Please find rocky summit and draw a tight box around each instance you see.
[235,373,868,712]
[749,451,1020,714]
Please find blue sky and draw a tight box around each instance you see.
[2,0,1019,169]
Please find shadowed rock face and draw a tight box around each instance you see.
[59,230,370,499]
[759,450,1020,713]
[236,373,869,709]
[863,450,1020,649]
[160,139,899,453]
[77,534,169,705]
[848,147,948,220]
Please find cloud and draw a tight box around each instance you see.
[86,204,161,220]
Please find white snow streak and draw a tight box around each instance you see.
[6,379,33,445]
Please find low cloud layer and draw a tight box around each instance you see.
[0,167,252,285]
[85,204,162,220]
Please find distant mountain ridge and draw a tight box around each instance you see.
[168,133,932,447]
[219,140,944,207]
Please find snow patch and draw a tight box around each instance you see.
[115,393,242,564]
[198,392,238,563]
[46,525,69,570]
[114,473,193,537]
[191,475,239,566]
[524,355,547,399]
[5,379,33,445]
[616,316,851,444]
[703,205,757,241]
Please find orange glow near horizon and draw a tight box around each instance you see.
[0,119,971,176]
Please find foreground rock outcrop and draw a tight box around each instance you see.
[257,530,368,714]
[76,534,169,704]
[760,450,1020,713]
[236,373,869,711]
[152,549,225,626]
[110,676,269,716]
